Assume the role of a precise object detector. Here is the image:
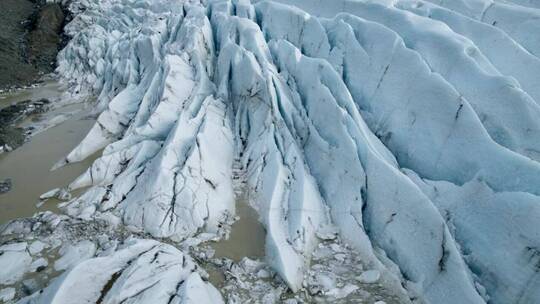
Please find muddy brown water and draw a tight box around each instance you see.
[211,198,266,262]
[0,80,65,109]
[208,196,267,287]
[0,80,97,225]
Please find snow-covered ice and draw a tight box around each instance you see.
[0,288,16,302]
[53,240,96,271]
[18,239,224,304]
[1,213,224,304]
[3,0,540,302]
[357,270,381,284]
[0,243,32,286]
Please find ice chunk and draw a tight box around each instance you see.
[0,287,15,302]
[28,241,46,255]
[54,240,96,271]
[30,258,48,272]
[0,243,32,285]
[356,270,381,284]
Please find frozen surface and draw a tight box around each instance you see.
[18,239,223,304]
[53,240,96,271]
[0,288,16,302]
[8,0,540,303]
[0,243,32,285]
[1,213,223,304]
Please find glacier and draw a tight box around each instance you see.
[0,213,224,304]
[1,0,540,303]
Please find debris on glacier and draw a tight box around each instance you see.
[1,212,224,304]
[195,233,410,303]
[18,239,223,304]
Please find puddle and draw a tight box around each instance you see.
[205,264,227,288]
[205,196,266,288]
[211,197,266,262]
[0,79,98,225]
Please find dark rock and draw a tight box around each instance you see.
[0,179,12,194]
[36,265,46,272]
[28,4,65,72]
[0,0,38,89]
[0,0,66,90]
[0,127,25,150]
[0,99,50,150]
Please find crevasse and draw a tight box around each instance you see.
[11,0,540,303]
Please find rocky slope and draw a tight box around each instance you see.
[0,0,65,90]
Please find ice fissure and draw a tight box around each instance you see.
[7,0,540,303]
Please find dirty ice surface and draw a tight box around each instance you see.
[3,0,540,303]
